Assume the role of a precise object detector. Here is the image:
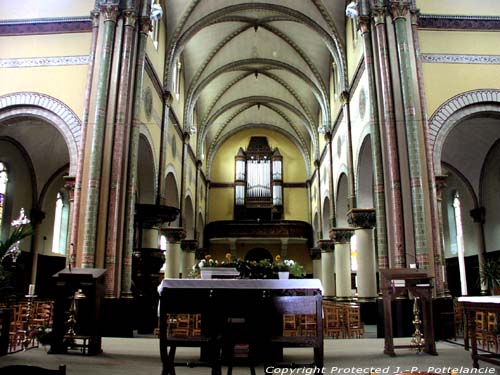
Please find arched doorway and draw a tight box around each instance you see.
[356,135,373,209]
[336,174,348,227]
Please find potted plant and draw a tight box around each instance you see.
[479,259,500,295]
[274,255,305,279]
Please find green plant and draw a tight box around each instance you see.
[479,259,500,294]
[274,255,305,278]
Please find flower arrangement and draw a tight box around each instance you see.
[190,253,305,279]
[274,255,305,278]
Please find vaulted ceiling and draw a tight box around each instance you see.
[163,0,348,167]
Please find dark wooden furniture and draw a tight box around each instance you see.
[0,307,11,356]
[459,296,500,368]
[157,279,323,375]
[49,268,105,355]
[0,364,66,374]
[380,269,437,356]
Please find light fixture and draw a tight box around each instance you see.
[346,1,358,18]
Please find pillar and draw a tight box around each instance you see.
[390,1,433,271]
[163,228,186,278]
[181,239,198,278]
[318,240,335,298]
[309,247,322,281]
[348,209,377,299]
[371,3,406,268]
[358,7,389,271]
[81,3,119,268]
[331,228,354,300]
[142,228,159,248]
[435,175,451,297]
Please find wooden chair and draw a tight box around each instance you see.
[0,364,66,375]
[323,302,343,339]
[264,294,323,370]
[345,304,364,338]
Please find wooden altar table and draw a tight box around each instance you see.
[157,279,324,375]
[459,296,500,368]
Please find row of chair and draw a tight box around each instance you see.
[323,301,365,338]
[158,301,365,340]
[7,299,54,353]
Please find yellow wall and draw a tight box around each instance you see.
[0,0,94,20]
[417,0,500,16]
[419,29,500,116]
[210,128,307,182]
[208,187,233,222]
[208,128,309,222]
[346,18,363,86]
[0,33,91,58]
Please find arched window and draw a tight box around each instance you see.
[160,234,167,251]
[0,162,8,231]
[52,191,69,255]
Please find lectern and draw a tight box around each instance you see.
[380,269,437,356]
[50,268,106,355]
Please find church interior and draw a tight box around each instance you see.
[1,0,500,372]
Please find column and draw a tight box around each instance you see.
[331,228,354,300]
[470,206,487,295]
[163,228,186,278]
[318,240,335,298]
[105,8,138,296]
[390,1,432,269]
[63,176,76,265]
[348,209,377,299]
[122,14,151,297]
[181,239,198,278]
[142,228,159,248]
[358,9,389,271]
[309,247,322,281]
[435,175,451,296]
[340,93,356,211]
[81,3,119,268]
[371,3,406,268]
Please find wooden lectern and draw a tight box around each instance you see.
[50,268,106,355]
[380,269,437,356]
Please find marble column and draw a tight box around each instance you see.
[435,175,451,297]
[318,240,335,298]
[348,209,377,299]
[358,12,389,271]
[163,228,186,279]
[122,15,151,297]
[181,239,198,278]
[390,1,432,269]
[309,247,322,281]
[331,228,354,300]
[81,3,119,268]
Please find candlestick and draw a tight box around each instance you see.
[28,284,35,296]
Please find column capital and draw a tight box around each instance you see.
[390,1,411,20]
[318,239,335,252]
[163,227,186,243]
[138,17,152,34]
[181,239,198,252]
[347,208,376,229]
[164,91,174,106]
[358,15,371,35]
[63,175,76,201]
[309,247,322,260]
[90,10,100,28]
[324,131,332,143]
[329,228,354,244]
[100,4,119,23]
[435,175,447,200]
[372,6,387,25]
[123,9,137,28]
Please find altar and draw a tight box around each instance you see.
[157,279,323,374]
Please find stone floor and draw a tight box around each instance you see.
[0,336,495,375]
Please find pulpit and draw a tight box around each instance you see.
[380,269,437,356]
[49,268,106,355]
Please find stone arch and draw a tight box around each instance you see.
[429,89,500,175]
[0,92,81,176]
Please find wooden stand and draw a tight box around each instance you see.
[49,268,106,355]
[380,269,437,356]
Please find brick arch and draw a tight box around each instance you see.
[428,89,500,175]
[0,92,81,176]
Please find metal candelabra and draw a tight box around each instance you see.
[410,296,425,353]
[22,293,36,351]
